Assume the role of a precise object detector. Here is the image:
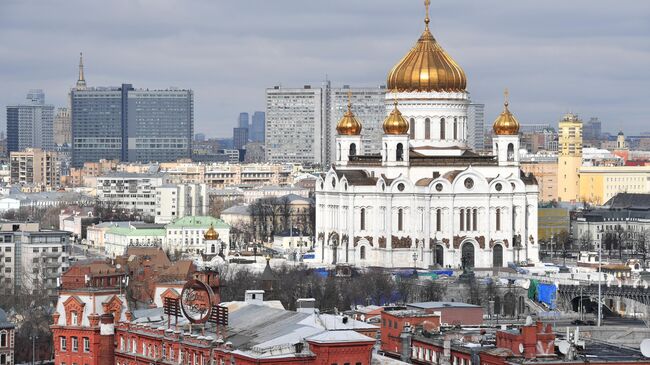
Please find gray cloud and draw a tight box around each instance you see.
[1,0,648,137]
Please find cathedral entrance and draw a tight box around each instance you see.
[461,242,475,268]
[435,244,444,267]
[493,244,503,267]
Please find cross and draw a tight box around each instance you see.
[504,88,509,106]
[347,90,352,109]
[424,0,431,28]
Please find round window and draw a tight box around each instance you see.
[464,178,474,189]
[397,183,405,192]
[435,183,443,192]
[495,183,502,192]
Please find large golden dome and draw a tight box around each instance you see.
[492,90,520,135]
[336,98,362,136]
[204,224,219,240]
[383,100,409,135]
[387,2,466,93]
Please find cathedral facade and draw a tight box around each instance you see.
[314,2,540,269]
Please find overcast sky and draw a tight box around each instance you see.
[1,0,649,138]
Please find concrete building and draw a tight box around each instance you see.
[467,103,485,151]
[265,85,324,165]
[10,148,61,190]
[154,183,208,224]
[233,127,249,151]
[238,112,249,129]
[164,216,230,256]
[54,107,71,146]
[579,165,650,205]
[158,162,294,189]
[0,222,70,296]
[251,111,265,142]
[557,113,583,202]
[71,84,193,167]
[103,223,166,258]
[583,117,602,141]
[520,153,558,202]
[6,90,55,153]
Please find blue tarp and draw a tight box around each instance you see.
[431,270,453,277]
[537,283,557,309]
[313,268,329,278]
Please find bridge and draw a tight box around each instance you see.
[557,283,650,320]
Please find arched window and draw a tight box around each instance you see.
[493,244,504,267]
[435,245,444,267]
[453,119,458,140]
[384,143,388,161]
[337,143,341,161]
[396,143,404,161]
[360,208,366,230]
[472,209,478,231]
[461,242,475,268]
[507,143,514,161]
[0,331,6,347]
[436,209,442,232]
[425,118,431,139]
[440,118,446,139]
[360,246,366,260]
[459,209,465,231]
[466,209,471,230]
[496,208,501,231]
[211,244,215,253]
[409,118,415,139]
[398,209,404,231]
[349,143,356,157]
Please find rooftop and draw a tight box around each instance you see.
[166,215,230,229]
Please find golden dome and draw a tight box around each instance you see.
[336,96,362,136]
[386,1,466,93]
[383,100,409,135]
[204,224,219,240]
[492,89,520,135]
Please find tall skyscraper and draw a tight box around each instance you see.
[467,103,485,151]
[71,85,193,166]
[583,117,602,141]
[557,113,583,202]
[251,111,265,142]
[328,86,386,165]
[53,107,71,145]
[233,127,249,150]
[265,85,324,164]
[238,112,249,129]
[6,89,55,153]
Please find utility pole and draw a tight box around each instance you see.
[30,335,38,365]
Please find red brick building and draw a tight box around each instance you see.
[407,302,484,326]
[380,309,441,357]
[0,308,15,365]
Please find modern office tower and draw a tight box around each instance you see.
[233,127,249,150]
[583,117,602,141]
[53,107,71,146]
[251,111,266,142]
[71,84,193,167]
[238,112,250,129]
[10,148,61,189]
[557,113,583,202]
[265,85,324,164]
[328,86,386,164]
[467,103,485,151]
[6,90,55,153]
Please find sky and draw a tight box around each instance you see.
[1,0,649,138]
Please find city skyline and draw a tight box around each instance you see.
[1,0,649,137]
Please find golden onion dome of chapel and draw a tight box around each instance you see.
[492,89,520,135]
[336,92,363,135]
[386,0,467,93]
[204,224,219,240]
[383,99,410,135]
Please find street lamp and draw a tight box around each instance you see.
[412,252,418,270]
[29,335,38,365]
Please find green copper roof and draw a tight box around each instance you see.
[106,227,166,236]
[166,216,230,229]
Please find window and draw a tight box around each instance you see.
[396,143,404,161]
[436,209,442,232]
[453,119,458,140]
[83,337,90,352]
[360,246,366,260]
[0,331,6,347]
[472,209,477,231]
[60,337,67,351]
[71,311,78,325]
[360,208,366,230]
[440,118,446,139]
[460,209,465,231]
[425,118,431,139]
[71,336,78,352]
[409,118,415,139]
[349,143,356,157]
[496,208,501,231]
[466,209,471,231]
[398,209,404,231]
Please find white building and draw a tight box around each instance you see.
[155,183,208,224]
[467,103,485,152]
[315,6,539,269]
[103,223,166,258]
[163,216,230,256]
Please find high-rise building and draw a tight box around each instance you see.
[233,127,249,150]
[238,112,250,129]
[54,107,71,145]
[194,133,206,142]
[71,85,193,166]
[251,111,266,142]
[467,103,485,151]
[557,113,583,202]
[328,86,386,164]
[10,148,61,190]
[583,117,602,141]
[6,90,55,153]
[265,85,324,164]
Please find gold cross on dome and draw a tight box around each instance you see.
[504,88,509,106]
[424,0,431,28]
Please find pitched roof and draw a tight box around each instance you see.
[166,216,230,229]
[605,193,650,210]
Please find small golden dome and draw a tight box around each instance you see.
[204,224,219,240]
[336,97,362,136]
[387,2,466,93]
[492,89,520,135]
[383,100,409,135]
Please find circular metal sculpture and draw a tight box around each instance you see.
[180,278,215,324]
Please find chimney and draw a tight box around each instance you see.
[98,313,115,365]
[296,298,317,314]
[400,323,412,362]
[244,290,265,304]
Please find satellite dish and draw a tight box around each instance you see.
[518,343,524,354]
[525,316,533,326]
[558,340,570,355]
[640,339,650,358]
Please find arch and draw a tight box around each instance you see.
[461,241,475,269]
[409,118,415,139]
[507,143,514,161]
[360,245,366,260]
[440,118,446,139]
[503,292,516,316]
[349,143,356,157]
[435,244,444,267]
[425,118,431,139]
[396,143,404,161]
[493,244,504,267]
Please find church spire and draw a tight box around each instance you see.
[76,52,87,90]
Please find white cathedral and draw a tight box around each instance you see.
[314,2,540,269]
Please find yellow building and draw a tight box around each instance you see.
[579,166,650,205]
[557,113,582,202]
[521,158,558,202]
